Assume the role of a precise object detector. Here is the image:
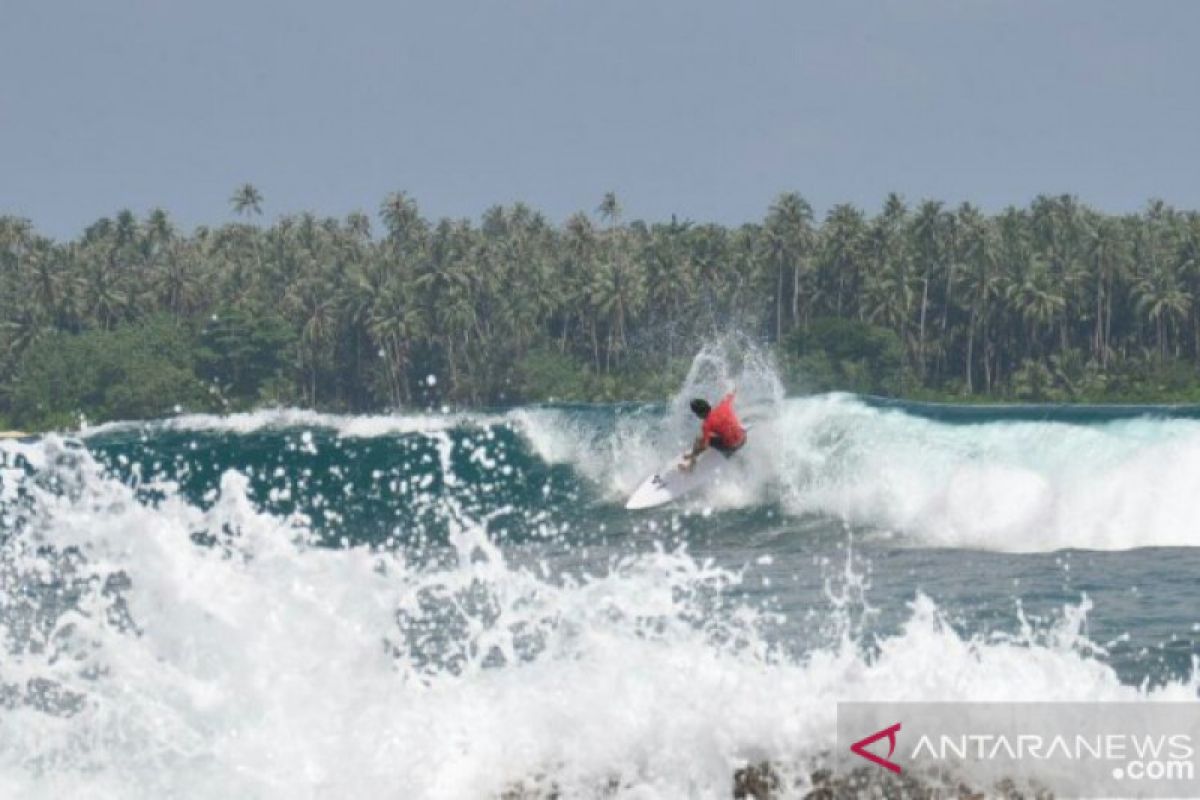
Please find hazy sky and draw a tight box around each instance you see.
[2,0,1198,238]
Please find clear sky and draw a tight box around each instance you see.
[2,0,1198,239]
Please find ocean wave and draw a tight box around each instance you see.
[74,389,1200,553]
[81,406,511,438]
[512,393,1200,552]
[0,436,1195,798]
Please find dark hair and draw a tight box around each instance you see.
[690,398,711,417]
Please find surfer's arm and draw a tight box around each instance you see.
[682,435,709,471]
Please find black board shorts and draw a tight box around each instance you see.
[711,435,746,458]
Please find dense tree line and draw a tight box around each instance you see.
[2,187,1200,428]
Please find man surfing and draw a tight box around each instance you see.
[681,391,746,471]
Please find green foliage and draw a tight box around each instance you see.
[197,306,295,406]
[514,348,593,402]
[784,317,904,394]
[1009,359,1062,401]
[1077,358,1200,403]
[8,318,211,429]
[515,348,688,403]
[3,188,1200,426]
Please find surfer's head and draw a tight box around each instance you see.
[689,399,711,418]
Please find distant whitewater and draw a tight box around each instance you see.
[2,351,1199,797]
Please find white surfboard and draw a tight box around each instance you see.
[625,447,730,510]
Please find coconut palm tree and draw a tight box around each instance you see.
[560,212,599,361]
[0,217,34,275]
[230,184,264,218]
[819,204,867,320]
[1134,263,1191,362]
[364,273,419,406]
[589,254,645,372]
[1005,254,1066,360]
[863,194,912,341]
[1085,217,1130,366]
[958,223,1002,392]
[290,278,334,404]
[149,242,203,316]
[380,191,426,259]
[1177,214,1200,358]
[764,192,815,340]
[597,192,622,227]
[908,201,948,378]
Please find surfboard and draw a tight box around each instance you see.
[625,447,730,510]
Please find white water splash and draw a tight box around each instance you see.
[0,436,1195,799]
[82,407,509,439]
[515,389,1200,552]
[70,384,1200,553]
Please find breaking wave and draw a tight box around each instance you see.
[0,429,1195,798]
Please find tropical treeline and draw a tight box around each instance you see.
[2,187,1200,428]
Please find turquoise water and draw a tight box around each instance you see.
[83,402,1200,684]
[2,389,1199,797]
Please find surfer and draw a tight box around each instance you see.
[681,392,746,471]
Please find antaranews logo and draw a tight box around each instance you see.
[849,722,902,774]
[838,702,1200,798]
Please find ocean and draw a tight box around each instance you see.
[2,357,1198,797]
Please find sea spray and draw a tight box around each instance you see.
[85,395,1200,551]
[516,394,1200,551]
[0,433,1196,798]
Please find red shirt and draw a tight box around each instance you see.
[701,393,745,449]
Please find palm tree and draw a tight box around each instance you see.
[1178,215,1200,358]
[362,272,418,406]
[114,210,138,250]
[597,192,622,227]
[79,261,128,329]
[1005,255,1066,360]
[819,204,867,320]
[864,194,912,345]
[957,223,1002,392]
[413,220,477,396]
[909,201,946,378]
[1085,218,1129,366]
[150,242,203,316]
[764,192,815,340]
[642,220,692,356]
[290,278,334,404]
[380,191,426,258]
[346,211,372,242]
[1,306,46,366]
[230,184,264,217]
[12,184,1200,413]
[560,212,599,362]
[144,208,174,253]
[0,217,34,275]
[1134,263,1191,362]
[588,256,645,371]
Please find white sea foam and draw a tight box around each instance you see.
[63,331,1200,553]
[760,395,1200,552]
[0,437,1194,798]
[512,340,788,502]
[82,407,509,438]
[515,391,1200,552]
[73,386,1200,553]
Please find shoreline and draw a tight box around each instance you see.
[10,393,1200,438]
